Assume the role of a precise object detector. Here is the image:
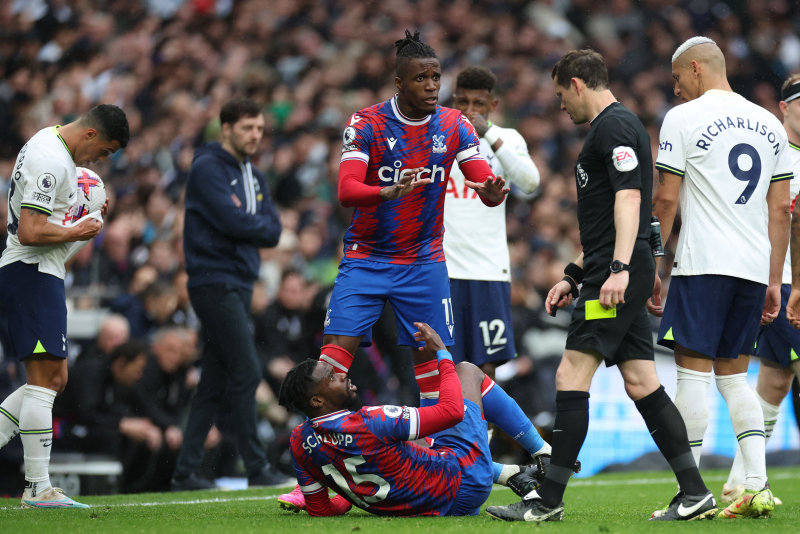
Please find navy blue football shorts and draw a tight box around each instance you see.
[448,279,516,366]
[432,399,493,516]
[657,274,765,359]
[324,258,454,347]
[0,261,68,361]
[755,284,800,368]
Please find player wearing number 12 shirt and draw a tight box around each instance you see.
[651,36,792,518]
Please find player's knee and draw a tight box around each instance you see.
[455,361,482,382]
[455,362,483,402]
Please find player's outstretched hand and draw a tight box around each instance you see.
[787,287,800,329]
[379,167,431,201]
[465,175,509,205]
[546,280,574,317]
[761,284,781,325]
[646,273,663,316]
[413,322,446,353]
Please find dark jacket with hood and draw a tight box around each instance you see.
[183,142,281,289]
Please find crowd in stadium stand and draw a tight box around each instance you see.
[2,0,800,493]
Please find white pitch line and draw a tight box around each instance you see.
[0,493,280,511]
[1,471,795,511]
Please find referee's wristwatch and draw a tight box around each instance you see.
[609,260,630,274]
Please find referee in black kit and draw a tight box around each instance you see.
[486,49,713,522]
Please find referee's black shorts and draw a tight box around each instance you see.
[565,240,655,366]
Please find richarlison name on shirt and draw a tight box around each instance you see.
[301,431,354,453]
[679,116,782,154]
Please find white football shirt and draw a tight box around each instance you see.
[444,124,538,281]
[1,126,82,279]
[656,90,794,284]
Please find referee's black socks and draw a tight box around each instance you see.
[537,390,589,508]
[635,385,708,495]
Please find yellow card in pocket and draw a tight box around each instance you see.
[585,299,616,320]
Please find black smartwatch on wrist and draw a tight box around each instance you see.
[609,260,630,274]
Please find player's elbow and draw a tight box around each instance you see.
[16,226,37,246]
[652,188,677,213]
[518,172,540,194]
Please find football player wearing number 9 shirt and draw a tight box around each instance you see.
[650,36,793,519]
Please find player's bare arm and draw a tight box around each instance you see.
[599,188,639,309]
[648,170,682,315]
[763,179,792,324]
[790,196,800,289]
[17,207,102,246]
[788,198,800,327]
[378,167,431,201]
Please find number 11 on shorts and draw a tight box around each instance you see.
[442,297,454,336]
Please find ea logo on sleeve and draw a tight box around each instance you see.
[37,173,56,193]
[612,146,639,172]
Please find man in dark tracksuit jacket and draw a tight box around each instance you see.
[171,98,286,490]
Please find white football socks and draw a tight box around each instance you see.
[675,365,712,468]
[0,385,24,448]
[726,391,779,489]
[19,385,57,492]
[715,373,767,491]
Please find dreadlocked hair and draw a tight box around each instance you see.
[278,359,319,415]
[394,29,437,75]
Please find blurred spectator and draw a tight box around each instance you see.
[111,279,179,341]
[254,268,315,393]
[74,313,131,364]
[133,327,198,491]
[53,341,166,493]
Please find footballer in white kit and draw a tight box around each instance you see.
[0,104,128,510]
[655,89,793,352]
[444,66,540,374]
[651,37,789,519]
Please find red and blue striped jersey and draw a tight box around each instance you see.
[340,96,483,264]
[290,405,467,516]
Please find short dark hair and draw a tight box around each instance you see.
[394,30,437,76]
[551,49,609,90]
[81,104,130,148]
[456,66,497,93]
[220,97,262,126]
[110,340,148,364]
[278,359,319,415]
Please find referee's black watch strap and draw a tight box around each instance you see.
[609,260,630,274]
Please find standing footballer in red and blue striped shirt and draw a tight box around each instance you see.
[318,30,507,380]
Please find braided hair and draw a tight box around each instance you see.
[394,30,437,76]
[278,358,319,415]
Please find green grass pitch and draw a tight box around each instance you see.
[1,467,798,533]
